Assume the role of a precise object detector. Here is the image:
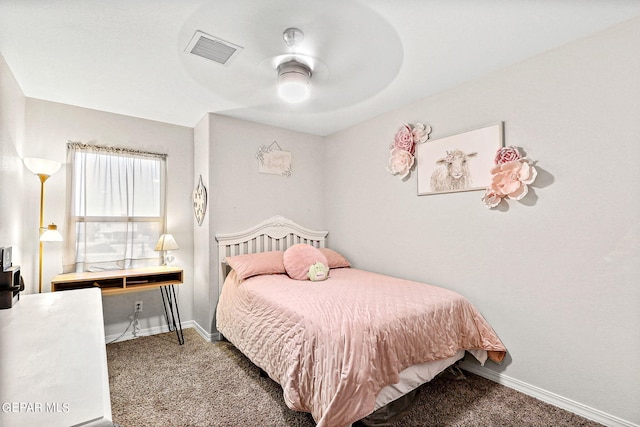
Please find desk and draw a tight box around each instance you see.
[51,267,185,345]
[0,288,113,427]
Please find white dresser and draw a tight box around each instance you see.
[0,288,113,427]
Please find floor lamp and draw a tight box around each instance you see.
[24,157,62,293]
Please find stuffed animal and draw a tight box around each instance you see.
[307,262,330,281]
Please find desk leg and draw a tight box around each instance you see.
[160,284,184,345]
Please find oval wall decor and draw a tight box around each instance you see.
[193,175,208,226]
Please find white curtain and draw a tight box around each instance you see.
[63,143,167,273]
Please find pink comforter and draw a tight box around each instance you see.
[216,268,506,427]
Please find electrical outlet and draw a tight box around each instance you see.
[134,301,143,313]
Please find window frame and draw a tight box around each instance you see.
[63,143,168,273]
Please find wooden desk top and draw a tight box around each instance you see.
[51,266,183,295]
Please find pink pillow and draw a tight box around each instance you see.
[283,244,328,281]
[225,251,285,280]
[319,248,351,268]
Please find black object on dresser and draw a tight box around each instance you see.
[0,246,12,271]
[0,265,22,309]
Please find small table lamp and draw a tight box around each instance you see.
[155,234,179,266]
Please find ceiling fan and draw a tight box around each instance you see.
[263,27,328,103]
[179,0,402,115]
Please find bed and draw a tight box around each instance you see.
[215,216,506,427]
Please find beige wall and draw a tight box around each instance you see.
[0,54,26,270]
[208,113,325,233]
[323,17,640,424]
[192,113,212,335]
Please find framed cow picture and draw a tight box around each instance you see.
[416,122,503,195]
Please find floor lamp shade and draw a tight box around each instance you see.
[40,224,63,242]
[24,157,62,177]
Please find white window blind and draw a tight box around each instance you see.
[63,143,167,273]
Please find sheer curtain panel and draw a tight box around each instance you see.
[63,143,167,273]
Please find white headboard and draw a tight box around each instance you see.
[215,215,328,293]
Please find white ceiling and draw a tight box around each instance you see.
[1,0,639,136]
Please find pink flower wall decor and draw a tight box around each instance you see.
[411,123,431,144]
[494,145,522,164]
[482,146,538,209]
[481,189,503,209]
[387,148,415,180]
[388,122,431,180]
[394,124,416,154]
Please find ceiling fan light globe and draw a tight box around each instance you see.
[277,60,312,103]
[278,80,310,102]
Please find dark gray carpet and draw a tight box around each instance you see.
[106,328,602,426]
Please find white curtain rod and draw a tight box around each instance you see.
[67,141,167,159]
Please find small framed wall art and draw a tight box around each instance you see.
[256,141,292,177]
[416,122,503,195]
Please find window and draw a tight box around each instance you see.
[63,143,167,273]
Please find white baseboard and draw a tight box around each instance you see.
[459,361,638,427]
[105,320,195,344]
[105,320,219,344]
[191,320,220,342]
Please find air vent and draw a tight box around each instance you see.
[185,31,243,65]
